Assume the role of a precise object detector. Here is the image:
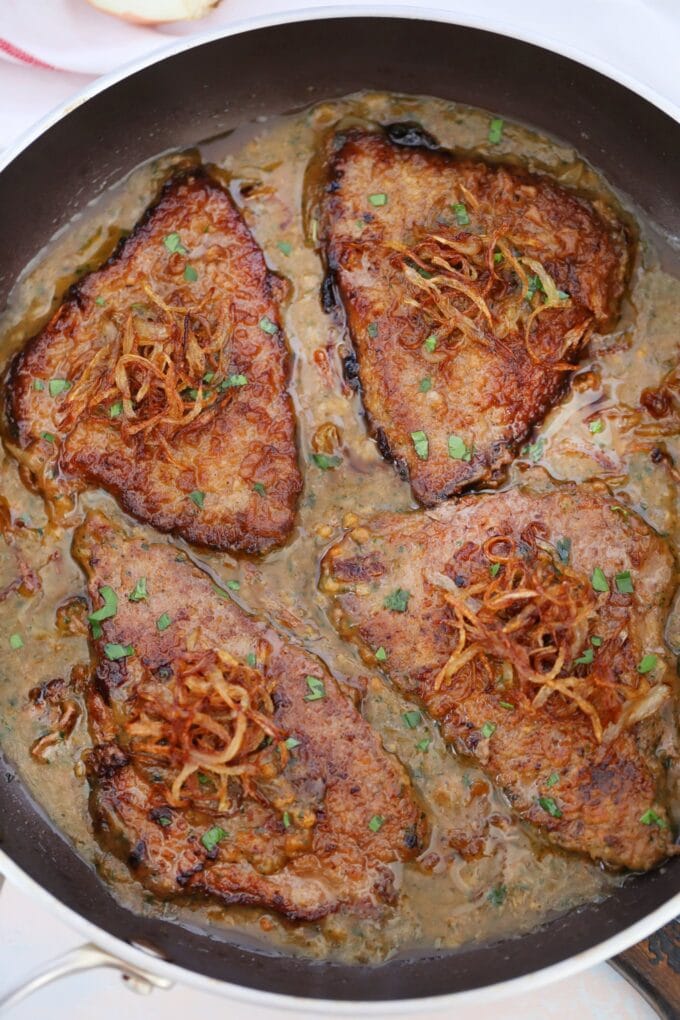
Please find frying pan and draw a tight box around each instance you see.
[0,7,679,1014]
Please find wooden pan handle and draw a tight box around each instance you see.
[610,919,680,1019]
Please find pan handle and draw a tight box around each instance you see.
[610,919,680,1020]
[0,942,173,1015]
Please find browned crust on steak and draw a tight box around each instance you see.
[73,511,426,920]
[321,477,676,870]
[5,169,301,553]
[318,129,630,504]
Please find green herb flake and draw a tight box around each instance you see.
[201,825,228,852]
[226,580,240,591]
[526,274,544,301]
[246,652,257,667]
[163,232,187,255]
[104,643,133,661]
[32,379,45,391]
[311,452,341,470]
[49,379,71,397]
[203,371,215,384]
[416,738,431,752]
[90,621,103,639]
[556,537,571,564]
[222,373,248,389]
[368,814,385,832]
[591,567,609,593]
[557,290,570,300]
[276,241,292,256]
[638,653,658,675]
[589,419,604,434]
[499,701,514,710]
[488,117,504,144]
[128,578,148,602]
[452,202,470,226]
[384,588,410,613]
[493,251,504,265]
[367,322,378,338]
[9,633,24,650]
[521,437,545,463]
[546,772,560,788]
[95,296,106,307]
[183,265,198,283]
[368,193,387,207]
[259,315,278,335]
[88,585,118,624]
[489,562,501,578]
[591,636,603,647]
[40,432,56,443]
[610,504,630,517]
[411,430,429,459]
[575,647,594,666]
[448,434,471,461]
[419,377,432,393]
[402,710,422,729]
[538,796,562,818]
[156,613,171,632]
[109,401,123,418]
[253,482,266,496]
[423,335,437,353]
[189,490,205,509]
[481,721,496,739]
[282,811,291,829]
[615,570,634,594]
[375,646,388,662]
[640,809,668,828]
[285,736,301,750]
[487,884,507,906]
[304,675,326,702]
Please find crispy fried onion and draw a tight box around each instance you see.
[384,230,590,368]
[60,284,234,438]
[124,648,289,812]
[428,536,666,742]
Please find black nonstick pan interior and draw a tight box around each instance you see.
[0,15,679,1003]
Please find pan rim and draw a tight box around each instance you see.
[0,4,679,1012]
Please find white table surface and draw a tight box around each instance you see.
[0,1,678,1017]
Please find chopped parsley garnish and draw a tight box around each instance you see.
[411,430,429,459]
[104,643,133,661]
[423,335,437,353]
[367,322,378,338]
[575,647,594,666]
[384,588,410,613]
[49,379,71,397]
[183,265,198,283]
[481,721,496,739]
[222,374,247,388]
[487,884,507,906]
[368,814,385,832]
[489,562,501,578]
[640,809,667,828]
[32,379,45,391]
[546,772,560,788]
[375,646,388,662]
[555,537,571,564]
[285,736,301,750]
[368,193,387,207]
[499,701,514,710]
[201,826,227,852]
[416,738,431,752]
[259,315,278,335]
[89,585,118,624]
[591,567,609,593]
[156,613,171,632]
[246,652,257,667]
[591,636,603,647]
[452,202,470,226]
[615,570,634,594]
[538,796,562,818]
[226,580,240,591]
[128,578,148,602]
[493,251,504,264]
[521,437,545,462]
[90,621,103,639]
[277,241,292,256]
[311,452,341,470]
[610,504,630,517]
[526,274,544,301]
[203,371,215,383]
[589,419,604,434]
[40,432,56,443]
[488,117,504,144]
[304,675,326,701]
[419,377,432,393]
[557,290,570,300]
[402,710,422,729]
[163,232,187,255]
[189,490,205,509]
[95,296,106,307]
[448,434,471,461]
[9,633,24,650]
[253,482,266,496]
[638,653,658,675]
[282,812,291,829]
[109,401,123,418]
